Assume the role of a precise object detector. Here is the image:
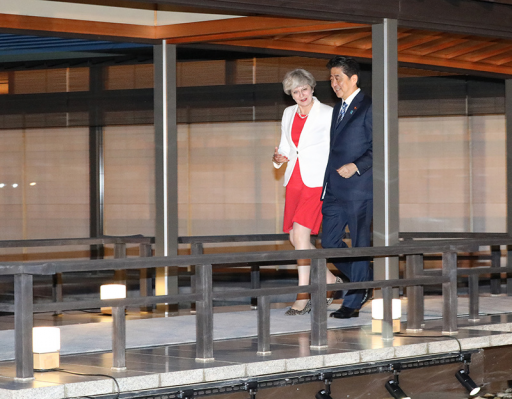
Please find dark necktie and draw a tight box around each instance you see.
[336,102,348,126]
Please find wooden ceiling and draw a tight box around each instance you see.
[0,11,511,77]
[163,18,512,76]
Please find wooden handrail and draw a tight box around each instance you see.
[3,234,511,380]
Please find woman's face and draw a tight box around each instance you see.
[291,84,314,108]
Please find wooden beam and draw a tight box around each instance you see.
[439,40,490,59]
[404,38,471,56]
[398,32,444,51]
[490,51,512,66]
[286,32,339,44]
[323,30,373,48]
[461,43,512,63]
[0,13,155,41]
[400,53,512,76]
[212,38,373,59]
[157,18,366,43]
[216,38,512,76]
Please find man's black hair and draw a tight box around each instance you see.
[327,56,360,87]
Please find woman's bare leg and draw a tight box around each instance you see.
[289,223,337,310]
[288,223,312,310]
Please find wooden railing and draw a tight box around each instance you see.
[1,235,512,380]
[0,235,155,313]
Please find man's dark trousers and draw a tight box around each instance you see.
[322,191,373,310]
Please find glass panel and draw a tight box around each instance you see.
[0,127,89,260]
[182,121,285,236]
[11,68,89,94]
[399,115,506,232]
[105,64,154,90]
[470,114,506,232]
[103,125,155,237]
[177,60,225,87]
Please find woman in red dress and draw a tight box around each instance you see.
[273,69,341,315]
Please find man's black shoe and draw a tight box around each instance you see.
[361,288,373,307]
[329,306,359,319]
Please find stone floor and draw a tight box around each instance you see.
[0,294,511,399]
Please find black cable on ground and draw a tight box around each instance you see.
[397,332,463,354]
[35,368,121,399]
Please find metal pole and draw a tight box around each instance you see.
[154,40,179,315]
[372,19,400,293]
[382,285,394,341]
[506,79,512,238]
[507,80,512,296]
[52,273,63,316]
[490,245,502,295]
[442,251,458,334]
[139,243,153,313]
[257,295,271,355]
[251,265,260,309]
[112,305,126,370]
[310,258,327,349]
[89,65,105,261]
[190,243,204,314]
[508,245,512,296]
[114,242,127,285]
[14,273,34,380]
[195,264,214,362]
[405,254,424,331]
[468,274,480,321]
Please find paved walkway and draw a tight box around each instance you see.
[0,295,511,398]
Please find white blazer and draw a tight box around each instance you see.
[274,97,332,187]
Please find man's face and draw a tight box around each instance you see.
[330,67,358,100]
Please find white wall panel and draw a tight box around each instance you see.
[399,115,506,232]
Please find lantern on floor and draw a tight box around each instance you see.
[100,284,126,315]
[372,298,402,333]
[33,327,60,370]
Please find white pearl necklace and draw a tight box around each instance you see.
[297,100,313,119]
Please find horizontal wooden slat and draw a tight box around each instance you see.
[0,13,155,41]
[158,19,366,43]
[397,32,444,51]
[410,38,473,57]
[1,237,510,275]
[216,33,512,76]
[212,38,374,59]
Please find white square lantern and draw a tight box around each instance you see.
[33,327,60,370]
[100,284,126,314]
[371,298,402,333]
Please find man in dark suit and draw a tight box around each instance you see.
[322,56,373,319]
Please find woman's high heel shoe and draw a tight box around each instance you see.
[285,300,311,315]
[326,276,343,307]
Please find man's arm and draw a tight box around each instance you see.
[336,103,372,178]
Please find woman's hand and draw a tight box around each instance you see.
[273,147,289,164]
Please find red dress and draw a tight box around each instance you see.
[283,113,324,234]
